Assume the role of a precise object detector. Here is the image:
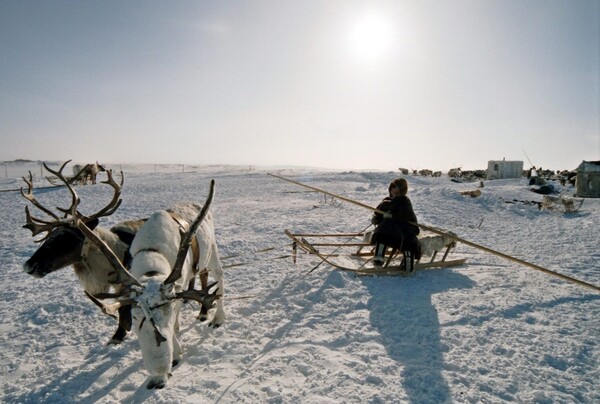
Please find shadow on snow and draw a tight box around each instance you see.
[362,269,475,403]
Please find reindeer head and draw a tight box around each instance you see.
[95,161,106,172]
[22,160,123,278]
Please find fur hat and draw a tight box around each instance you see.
[389,178,408,196]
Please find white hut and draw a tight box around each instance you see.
[576,161,600,198]
[486,159,523,180]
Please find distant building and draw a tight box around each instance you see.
[576,161,600,198]
[486,159,523,180]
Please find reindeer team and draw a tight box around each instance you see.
[21,161,224,389]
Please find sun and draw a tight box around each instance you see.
[348,12,394,62]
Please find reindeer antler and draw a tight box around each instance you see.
[164,180,216,285]
[22,160,124,239]
[84,169,123,221]
[21,162,79,239]
[21,171,60,220]
[41,161,81,217]
[85,291,136,319]
[23,206,60,238]
[76,219,142,288]
[176,281,220,314]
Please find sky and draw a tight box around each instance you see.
[1,0,598,171]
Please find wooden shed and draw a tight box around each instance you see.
[486,159,523,180]
[576,161,600,198]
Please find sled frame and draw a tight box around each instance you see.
[285,230,467,276]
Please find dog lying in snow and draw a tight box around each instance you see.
[364,229,456,260]
[418,232,456,258]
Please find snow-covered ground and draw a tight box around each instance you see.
[0,162,598,403]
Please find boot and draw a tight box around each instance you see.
[373,243,386,267]
[403,251,414,272]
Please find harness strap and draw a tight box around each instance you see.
[80,236,120,285]
[81,237,92,262]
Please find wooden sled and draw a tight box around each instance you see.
[285,229,467,276]
[541,195,585,214]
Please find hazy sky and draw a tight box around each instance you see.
[1,0,598,171]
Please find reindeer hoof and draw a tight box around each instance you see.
[146,376,167,389]
[107,337,124,346]
[172,358,181,367]
[107,329,128,345]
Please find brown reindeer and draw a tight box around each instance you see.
[22,160,143,344]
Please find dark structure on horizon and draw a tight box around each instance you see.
[576,161,600,198]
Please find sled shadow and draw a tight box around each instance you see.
[361,269,474,403]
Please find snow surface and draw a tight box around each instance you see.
[1,163,599,403]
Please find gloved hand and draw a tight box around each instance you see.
[371,215,380,225]
[383,212,393,220]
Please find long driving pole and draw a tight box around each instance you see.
[268,173,600,292]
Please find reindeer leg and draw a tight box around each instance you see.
[172,334,182,367]
[207,254,225,328]
[197,269,209,322]
[108,306,132,345]
[182,277,196,305]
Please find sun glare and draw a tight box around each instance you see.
[348,13,394,61]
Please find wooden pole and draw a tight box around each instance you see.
[268,173,600,292]
[268,173,384,213]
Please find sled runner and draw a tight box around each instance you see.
[285,229,467,276]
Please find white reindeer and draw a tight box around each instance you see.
[77,180,223,389]
[71,162,105,185]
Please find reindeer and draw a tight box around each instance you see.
[75,181,223,389]
[72,162,106,185]
[448,168,462,178]
[22,160,143,344]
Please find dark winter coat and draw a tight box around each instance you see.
[371,195,421,256]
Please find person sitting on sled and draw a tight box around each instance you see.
[371,178,421,271]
